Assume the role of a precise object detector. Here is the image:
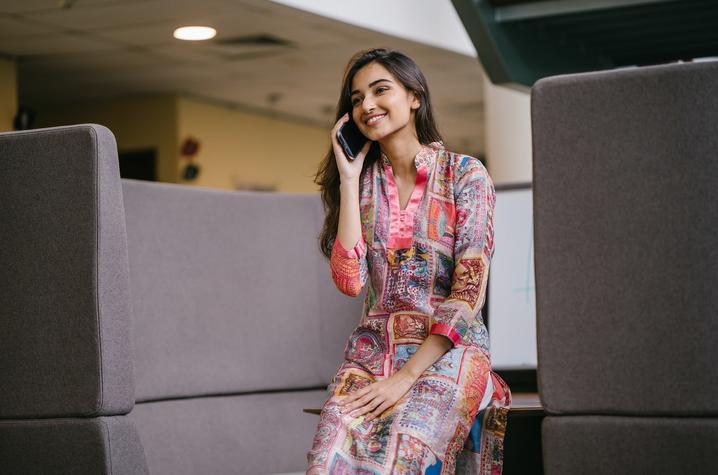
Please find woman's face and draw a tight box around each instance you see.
[349,61,420,142]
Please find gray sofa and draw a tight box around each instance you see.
[0,124,361,474]
[532,60,718,474]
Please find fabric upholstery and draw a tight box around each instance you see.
[542,416,718,474]
[0,415,148,475]
[121,180,364,473]
[131,390,329,475]
[531,61,718,415]
[122,179,361,402]
[0,124,135,418]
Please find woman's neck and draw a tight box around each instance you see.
[379,135,423,178]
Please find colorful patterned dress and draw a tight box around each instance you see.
[307,142,511,474]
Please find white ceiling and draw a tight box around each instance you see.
[0,0,487,155]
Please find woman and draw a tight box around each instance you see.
[308,48,511,474]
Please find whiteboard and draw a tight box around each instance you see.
[488,185,537,370]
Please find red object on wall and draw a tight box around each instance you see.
[181,137,199,157]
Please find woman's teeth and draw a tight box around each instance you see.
[367,114,386,125]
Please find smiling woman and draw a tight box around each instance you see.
[308,48,512,474]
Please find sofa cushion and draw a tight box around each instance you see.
[0,124,135,418]
[131,390,328,475]
[532,61,718,415]
[0,415,147,475]
[542,415,718,474]
[122,180,362,402]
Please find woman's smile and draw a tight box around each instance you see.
[365,113,386,126]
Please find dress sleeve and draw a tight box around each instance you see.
[329,237,369,297]
[430,160,496,346]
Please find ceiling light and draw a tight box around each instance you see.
[173,26,217,41]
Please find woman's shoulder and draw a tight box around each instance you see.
[439,146,492,186]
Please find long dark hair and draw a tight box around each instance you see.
[315,48,444,258]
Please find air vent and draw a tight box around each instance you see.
[215,33,293,48]
[208,33,294,61]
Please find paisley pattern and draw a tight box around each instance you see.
[309,143,511,474]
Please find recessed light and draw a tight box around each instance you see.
[173,26,217,41]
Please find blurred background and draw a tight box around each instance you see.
[2,0,715,193]
[0,0,534,193]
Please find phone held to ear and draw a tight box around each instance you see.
[336,117,368,161]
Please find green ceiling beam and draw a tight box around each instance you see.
[452,0,604,88]
[450,0,712,88]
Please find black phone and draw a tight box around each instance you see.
[336,117,368,160]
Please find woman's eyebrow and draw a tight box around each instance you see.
[351,79,393,96]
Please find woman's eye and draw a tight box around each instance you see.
[351,97,360,106]
[376,87,388,93]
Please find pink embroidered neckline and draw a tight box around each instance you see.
[381,142,443,249]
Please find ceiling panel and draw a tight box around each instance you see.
[0,32,120,56]
[0,0,140,15]
[27,0,221,30]
[0,14,61,38]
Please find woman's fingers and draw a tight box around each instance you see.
[339,378,409,421]
[330,112,370,179]
[331,112,349,134]
[330,113,349,150]
[330,113,350,149]
[330,113,359,178]
[339,394,363,412]
[339,384,371,406]
[351,396,383,418]
[342,391,375,414]
[365,400,392,422]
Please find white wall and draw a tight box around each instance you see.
[270,0,476,57]
[483,79,532,185]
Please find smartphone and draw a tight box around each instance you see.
[336,117,368,160]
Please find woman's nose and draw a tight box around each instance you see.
[362,98,376,113]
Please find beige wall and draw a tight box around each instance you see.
[37,95,179,183]
[35,94,328,192]
[177,96,328,193]
[0,57,17,132]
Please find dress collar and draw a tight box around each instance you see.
[380,141,444,170]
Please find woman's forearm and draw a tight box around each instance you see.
[336,178,362,250]
[397,334,452,381]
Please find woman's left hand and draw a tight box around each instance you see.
[338,371,416,422]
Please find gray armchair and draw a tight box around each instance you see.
[531,61,718,474]
[0,125,148,474]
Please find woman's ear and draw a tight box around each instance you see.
[409,91,421,110]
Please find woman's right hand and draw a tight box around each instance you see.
[331,113,372,183]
